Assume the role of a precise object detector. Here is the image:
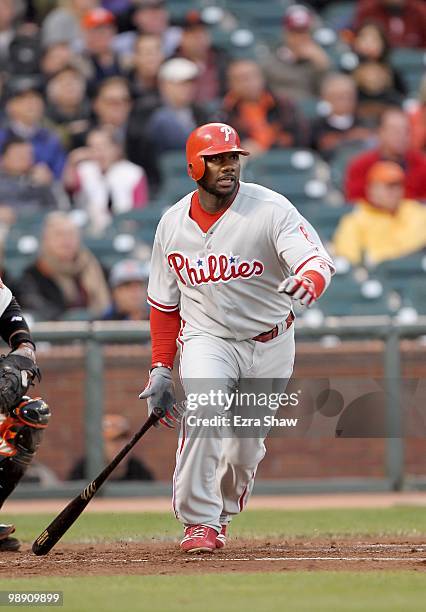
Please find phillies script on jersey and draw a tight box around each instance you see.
[167,252,265,286]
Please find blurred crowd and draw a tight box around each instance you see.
[0,0,425,322]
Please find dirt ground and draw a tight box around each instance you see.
[1,494,425,577]
[0,537,425,578]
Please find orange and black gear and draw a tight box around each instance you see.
[186,123,250,181]
[0,397,50,507]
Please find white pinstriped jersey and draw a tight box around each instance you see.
[0,279,12,317]
[147,181,334,340]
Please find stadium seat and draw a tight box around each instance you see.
[317,274,391,316]
[390,48,426,95]
[373,252,426,296]
[158,151,195,202]
[245,148,318,175]
[328,140,373,190]
[403,281,426,315]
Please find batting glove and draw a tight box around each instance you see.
[278,275,317,307]
[139,366,182,428]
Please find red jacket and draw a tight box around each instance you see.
[344,149,426,202]
[353,0,426,48]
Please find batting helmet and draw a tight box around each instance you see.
[186,123,250,181]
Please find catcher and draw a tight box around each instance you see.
[0,278,50,551]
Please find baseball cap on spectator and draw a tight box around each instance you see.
[283,4,313,31]
[82,8,116,29]
[109,259,149,289]
[366,161,405,185]
[4,76,44,101]
[103,414,130,441]
[158,58,199,82]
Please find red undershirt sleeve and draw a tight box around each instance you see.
[150,306,181,368]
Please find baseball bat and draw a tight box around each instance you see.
[32,411,161,556]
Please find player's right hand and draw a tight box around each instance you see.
[278,275,317,307]
[139,366,179,428]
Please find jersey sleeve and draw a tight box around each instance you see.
[147,226,180,312]
[0,279,12,318]
[274,205,335,275]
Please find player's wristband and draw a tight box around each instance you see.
[150,362,173,373]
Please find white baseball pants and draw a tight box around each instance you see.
[172,321,295,532]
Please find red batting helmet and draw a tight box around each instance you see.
[186,123,250,181]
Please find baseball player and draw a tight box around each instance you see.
[0,278,50,551]
[140,122,334,553]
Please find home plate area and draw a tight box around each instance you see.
[0,538,425,578]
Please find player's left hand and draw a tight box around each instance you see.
[139,366,181,428]
[278,275,317,307]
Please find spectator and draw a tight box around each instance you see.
[81,7,126,94]
[345,22,406,122]
[63,127,148,234]
[173,10,228,105]
[45,66,91,149]
[219,58,307,156]
[344,107,426,201]
[92,76,131,136]
[102,258,150,320]
[68,413,155,480]
[311,73,374,159]
[75,75,158,191]
[41,0,99,50]
[0,135,61,227]
[353,0,426,49]
[333,161,426,265]
[128,32,163,104]
[40,40,90,81]
[114,0,181,59]
[0,77,67,179]
[261,4,330,102]
[18,211,110,320]
[70,76,132,150]
[407,74,426,151]
[143,57,209,156]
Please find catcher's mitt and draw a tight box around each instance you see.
[0,354,41,415]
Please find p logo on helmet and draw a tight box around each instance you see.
[220,126,233,142]
[186,123,250,181]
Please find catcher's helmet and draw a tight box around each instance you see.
[186,123,249,181]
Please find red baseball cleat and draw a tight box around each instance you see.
[216,525,227,549]
[180,525,218,553]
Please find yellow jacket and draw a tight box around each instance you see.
[333,199,426,265]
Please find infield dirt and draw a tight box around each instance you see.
[0,537,425,578]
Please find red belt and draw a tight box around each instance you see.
[252,311,295,343]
